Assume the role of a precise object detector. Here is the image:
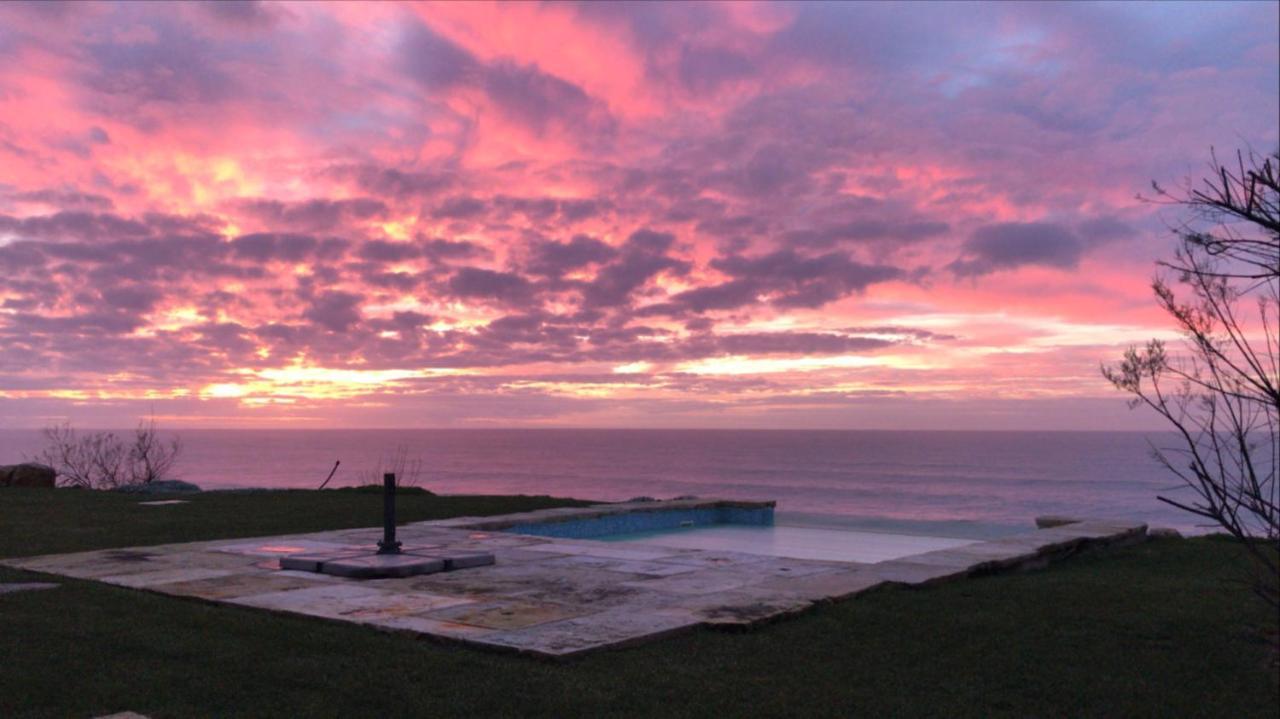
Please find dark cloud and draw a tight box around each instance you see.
[82,16,236,109]
[422,238,486,263]
[491,195,610,224]
[231,197,388,231]
[399,20,481,90]
[581,229,688,309]
[527,235,616,277]
[302,290,363,332]
[229,233,349,263]
[660,280,760,314]
[340,164,456,200]
[357,240,419,264]
[948,222,1084,277]
[676,45,756,94]
[648,249,903,316]
[482,60,616,138]
[399,20,614,139]
[783,219,950,247]
[433,195,487,220]
[714,331,893,355]
[1076,216,1132,241]
[448,267,536,305]
[7,188,114,211]
[737,143,812,197]
[0,211,152,241]
[712,249,903,309]
[100,285,163,312]
[199,0,282,28]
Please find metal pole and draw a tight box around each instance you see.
[377,472,402,554]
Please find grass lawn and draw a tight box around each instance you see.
[1,488,1276,718]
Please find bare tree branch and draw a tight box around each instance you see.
[1106,147,1280,610]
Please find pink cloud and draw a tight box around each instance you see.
[0,0,1275,428]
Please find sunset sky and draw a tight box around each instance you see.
[1,1,1276,430]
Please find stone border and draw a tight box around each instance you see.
[0,504,1149,659]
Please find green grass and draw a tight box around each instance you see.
[0,486,593,558]
[1,488,1276,718]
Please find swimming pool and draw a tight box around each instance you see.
[493,500,999,564]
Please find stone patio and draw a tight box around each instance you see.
[0,500,1148,658]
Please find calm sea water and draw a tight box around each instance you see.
[1,429,1210,535]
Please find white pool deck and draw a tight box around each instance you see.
[1,498,1150,658]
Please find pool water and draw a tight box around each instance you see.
[499,504,1024,564]
[599,523,982,563]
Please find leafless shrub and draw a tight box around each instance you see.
[35,419,182,489]
[1105,148,1279,609]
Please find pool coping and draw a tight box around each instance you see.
[1,499,1149,659]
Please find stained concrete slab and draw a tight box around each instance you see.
[152,572,326,600]
[426,600,586,630]
[229,583,472,622]
[0,500,1150,658]
[98,567,239,589]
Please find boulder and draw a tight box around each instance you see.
[113,479,202,494]
[1034,515,1083,529]
[0,463,57,488]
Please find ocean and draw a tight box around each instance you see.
[0,429,1210,536]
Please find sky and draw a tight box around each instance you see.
[0,1,1276,430]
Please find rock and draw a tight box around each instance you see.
[1148,527,1183,539]
[0,463,56,488]
[1034,515,1082,529]
[113,479,202,494]
[627,496,657,502]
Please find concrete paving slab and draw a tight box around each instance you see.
[719,557,846,579]
[370,613,500,640]
[212,540,360,557]
[475,608,698,657]
[98,567,239,589]
[0,582,60,594]
[754,569,887,601]
[151,572,325,600]
[867,561,970,586]
[671,590,815,626]
[1,500,1150,659]
[654,550,772,568]
[426,600,588,630]
[229,583,472,622]
[621,569,756,596]
[490,547,571,563]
